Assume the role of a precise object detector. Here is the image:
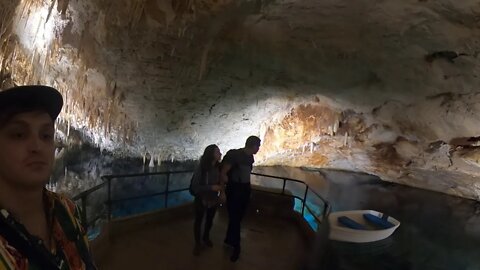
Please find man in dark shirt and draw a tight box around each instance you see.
[221,136,261,262]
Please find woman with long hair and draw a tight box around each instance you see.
[191,144,223,255]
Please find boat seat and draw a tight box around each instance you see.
[337,216,366,230]
[363,213,395,229]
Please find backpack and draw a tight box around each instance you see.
[188,174,196,196]
[188,169,208,196]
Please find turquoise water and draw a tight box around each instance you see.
[111,191,194,218]
[294,198,320,231]
[86,191,195,240]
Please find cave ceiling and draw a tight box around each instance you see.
[2,0,480,199]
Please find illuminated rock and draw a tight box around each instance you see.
[2,0,480,199]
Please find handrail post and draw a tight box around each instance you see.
[323,203,331,219]
[302,185,309,216]
[282,179,286,195]
[165,173,170,208]
[323,203,327,218]
[107,177,112,221]
[81,195,88,230]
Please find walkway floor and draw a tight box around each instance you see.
[96,206,308,270]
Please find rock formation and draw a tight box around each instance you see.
[2,0,480,199]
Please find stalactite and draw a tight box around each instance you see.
[10,42,19,81]
[198,41,212,80]
[104,102,111,135]
[39,47,49,78]
[26,48,37,83]
[333,121,339,135]
[150,154,155,167]
[66,119,70,137]
[19,0,32,22]
[0,3,15,43]
[21,1,35,30]
[57,0,69,15]
[32,16,43,47]
[45,0,56,23]
[129,0,146,30]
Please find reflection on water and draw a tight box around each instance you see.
[254,166,480,270]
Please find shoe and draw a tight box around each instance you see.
[224,240,234,249]
[193,244,201,256]
[203,238,213,248]
[230,246,240,262]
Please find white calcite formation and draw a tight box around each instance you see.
[1,0,480,199]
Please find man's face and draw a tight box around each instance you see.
[253,145,260,155]
[0,111,55,189]
[251,144,260,155]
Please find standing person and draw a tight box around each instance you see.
[191,144,223,256]
[221,136,261,262]
[0,85,96,270]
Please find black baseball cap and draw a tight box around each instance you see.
[0,85,63,121]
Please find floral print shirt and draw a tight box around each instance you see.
[0,190,95,270]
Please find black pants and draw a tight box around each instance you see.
[225,183,251,248]
[194,197,217,244]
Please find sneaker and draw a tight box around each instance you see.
[230,246,241,262]
[223,240,234,249]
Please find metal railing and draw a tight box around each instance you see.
[72,180,108,230]
[72,170,330,233]
[251,172,330,227]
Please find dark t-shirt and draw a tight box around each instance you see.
[222,149,254,184]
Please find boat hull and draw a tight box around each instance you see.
[328,210,400,243]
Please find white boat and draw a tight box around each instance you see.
[328,210,400,243]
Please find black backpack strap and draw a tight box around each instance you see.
[53,201,97,270]
[0,209,63,270]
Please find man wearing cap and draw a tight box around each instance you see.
[221,135,261,262]
[0,85,96,270]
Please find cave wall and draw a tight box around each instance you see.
[2,0,480,199]
[257,94,480,199]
